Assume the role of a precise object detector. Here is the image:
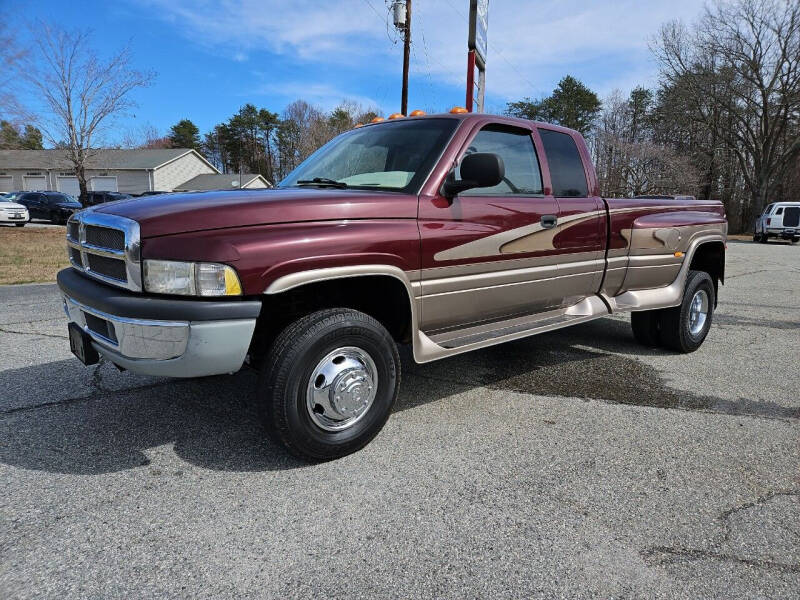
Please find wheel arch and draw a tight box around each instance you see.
[250,265,419,366]
[689,240,725,305]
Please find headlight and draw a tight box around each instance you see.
[143,260,242,296]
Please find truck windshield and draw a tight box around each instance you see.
[279,118,459,193]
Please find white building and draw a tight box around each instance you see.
[0,148,227,195]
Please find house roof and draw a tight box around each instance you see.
[0,148,213,171]
[174,173,271,191]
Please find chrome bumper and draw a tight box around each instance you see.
[62,293,257,378]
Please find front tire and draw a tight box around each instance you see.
[659,270,715,353]
[14,223,25,227]
[258,308,400,461]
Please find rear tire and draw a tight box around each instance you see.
[258,308,400,461]
[759,233,768,244]
[14,223,25,227]
[659,270,715,353]
[631,310,662,346]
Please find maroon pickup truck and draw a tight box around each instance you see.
[59,112,727,459]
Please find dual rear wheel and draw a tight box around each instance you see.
[631,270,715,353]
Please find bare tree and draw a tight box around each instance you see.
[0,15,28,119]
[652,0,800,225]
[18,24,153,202]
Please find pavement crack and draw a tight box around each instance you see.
[0,326,67,340]
[718,490,800,544]
[0,380,175,416]
[643,546,800,574]
[643,490,800,574]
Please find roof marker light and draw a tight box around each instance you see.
[409,109,426,116]
[370,117,385,123]
[353,123,363,128]
[388,113,404,119]
[449,106,468,114]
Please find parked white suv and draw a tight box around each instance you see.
[754,202,800,244]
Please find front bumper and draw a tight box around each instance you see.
[57,268,261,377]
[0,210,29,223]
[766,228,799,238]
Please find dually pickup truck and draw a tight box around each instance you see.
[59,112,727,459]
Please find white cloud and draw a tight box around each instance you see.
[131,0,707,102]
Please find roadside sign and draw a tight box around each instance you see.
[468,0,489,65]
[466,0,488,112]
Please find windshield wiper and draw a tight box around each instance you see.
[295,177,348,189]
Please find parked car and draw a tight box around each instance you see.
[0,192,30,226]
[58,111,727,460]
[83,191,133,207]
[16,191,82,224]
[753,201,800,243]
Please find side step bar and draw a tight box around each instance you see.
[413,295,610,362]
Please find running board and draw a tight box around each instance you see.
[413,296,610,362]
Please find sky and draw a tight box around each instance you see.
[12,0,707,143]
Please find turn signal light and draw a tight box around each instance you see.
[370,116,385,123]
[388,113,404,119]
[409,109,426,116]
[674,251,684,258]
[449,106,468,114]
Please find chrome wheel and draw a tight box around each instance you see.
[688,289,709,336]
[306,346,378,432]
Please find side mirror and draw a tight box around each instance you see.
[442,152,505,198]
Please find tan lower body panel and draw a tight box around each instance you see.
[418,253,604,331]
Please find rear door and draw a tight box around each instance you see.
[418,122,560,332]
[537,127,606,306]
[783,206,800,229]
[20,193,44,218]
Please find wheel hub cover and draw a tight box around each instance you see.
[306,346,378,431]
[330,362,374,418]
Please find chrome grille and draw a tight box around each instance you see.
[85,226,125,250]
[67,221,79,241]
[66,211,142,291]
[86,254,128,281]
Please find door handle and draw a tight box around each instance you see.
[540,214,557,229]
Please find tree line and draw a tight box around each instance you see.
[506,0,800,232]
[146,101,380,185]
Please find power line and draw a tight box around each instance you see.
[362,0,388,26]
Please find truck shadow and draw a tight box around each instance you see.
[0,318,796,475]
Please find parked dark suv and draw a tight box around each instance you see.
[16,191,83,224]
[83,191,133,207]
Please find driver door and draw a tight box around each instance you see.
[418,124,560,332]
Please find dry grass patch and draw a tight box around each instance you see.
[0,226,70,285]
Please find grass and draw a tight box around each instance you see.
[0,225,71,285]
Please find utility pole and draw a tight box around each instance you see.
[400,0,411,115]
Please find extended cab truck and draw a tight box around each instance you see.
[58,113,727,460]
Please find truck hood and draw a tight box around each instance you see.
[94,188,419,238]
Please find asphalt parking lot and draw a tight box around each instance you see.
[1,241,798,599]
